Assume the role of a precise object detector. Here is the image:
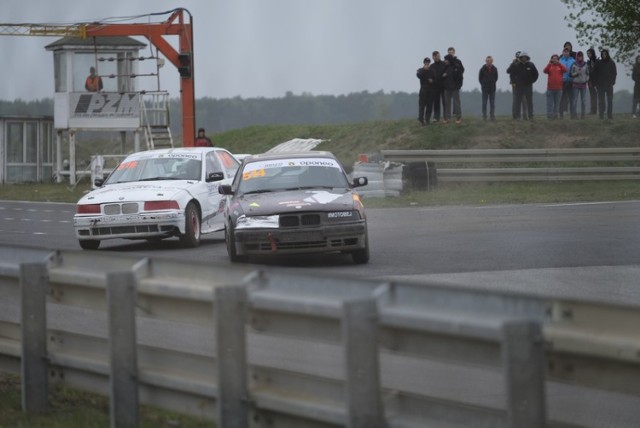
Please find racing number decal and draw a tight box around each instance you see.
[242,168,266,180]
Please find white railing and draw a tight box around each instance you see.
[1,244,639,427]
[381,148,640,183]
[140,91,173,149]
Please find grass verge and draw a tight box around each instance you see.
[0,373,212,428]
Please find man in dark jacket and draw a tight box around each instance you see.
[429,51,446,122]
[507,51,527,119]
[594,49,617,119]
[633,55,640,118]
[512,51,539,120]
[478,55,498,121]
[416,57,433,125]
[447,47,465,123]
[586,48,599,115]
[442,55,456,123]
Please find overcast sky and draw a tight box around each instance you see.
[1,0,635,101]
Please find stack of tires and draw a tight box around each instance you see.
[403,161,437,191]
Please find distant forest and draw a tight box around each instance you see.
[1,89,635,135]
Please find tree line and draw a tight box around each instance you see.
[1,89,635,135]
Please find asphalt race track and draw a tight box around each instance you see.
[1,199,639,305]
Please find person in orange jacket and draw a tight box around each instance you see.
[85,67,103,92]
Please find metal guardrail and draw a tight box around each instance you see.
[380,148,640,182]
[1,244,639,427]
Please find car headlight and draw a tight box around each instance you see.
[235,214,280,229]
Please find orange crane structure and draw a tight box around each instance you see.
[0,8,197,146]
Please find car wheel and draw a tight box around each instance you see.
[179,202,201,248]
[351,230,370,264]
[225,224,247,263]
[79,239,100,250]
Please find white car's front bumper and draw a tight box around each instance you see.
[74,211,185,241]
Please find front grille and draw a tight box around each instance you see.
[104,204,120,215]
[255,240,328,251]
[122,203,138,214]
[247,237,360,252]
[279,213,321,228]
[103,203,139,215]
[84,225,161,236]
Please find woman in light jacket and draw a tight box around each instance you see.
[570,51,589,119]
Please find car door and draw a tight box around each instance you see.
[204,150,238,232]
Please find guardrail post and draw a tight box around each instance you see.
[20,262,49,414]
[342,298,385,428]
[501,320,546,428]
[107,271,139,428]
[215,285,249,428]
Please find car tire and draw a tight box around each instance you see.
[225,224,247,263]
[351,230,370,264]
[79,239,100,250]
[179,202,201,248]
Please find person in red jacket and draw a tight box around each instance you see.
[543,54,567,119]
[194,128,213,147]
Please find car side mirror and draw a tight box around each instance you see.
[94,178,104,187]
[352,176,368,188]
[218,184,234,195]
[206,172,225,182]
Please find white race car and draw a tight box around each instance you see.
[74,147,240,250]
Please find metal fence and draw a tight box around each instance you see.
[1,244,639,427]
[380,148,640,182]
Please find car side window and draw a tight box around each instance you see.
[206,153,223,176]
[216,150,240,177]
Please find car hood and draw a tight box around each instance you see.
[237,189,356,216]
[78,181,194,204]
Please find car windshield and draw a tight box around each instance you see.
[104,154,202,184]
[237,157,349,194]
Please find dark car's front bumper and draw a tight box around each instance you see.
[234,221,367,255]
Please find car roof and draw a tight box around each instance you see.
[244,151,337,163]
[144,147,222,155]
[123,147,227,160]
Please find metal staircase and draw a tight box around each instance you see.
[141,92,174,150]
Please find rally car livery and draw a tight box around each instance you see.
[74,147,239,250]
[219,151,370,264]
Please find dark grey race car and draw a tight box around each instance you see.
[219,151,370,264]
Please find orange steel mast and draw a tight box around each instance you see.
[83,8,196,146]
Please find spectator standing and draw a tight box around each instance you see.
[478,56,498,121]
[416,57,433,125]
[632,55,640,118]
[570,51,589,119]
[507,52,522,119]
[559,48,576,118]
[507,51,529,119]
[512,51,539,120]
[447,47,465,123]
[441,55,456,124]
[563,41,577,59]
[543,54,567,120]
[429,51,446,122]
[85,67,103,92]
[194,128,213,147]
[586,48,599,115]
[594,49,617,119]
